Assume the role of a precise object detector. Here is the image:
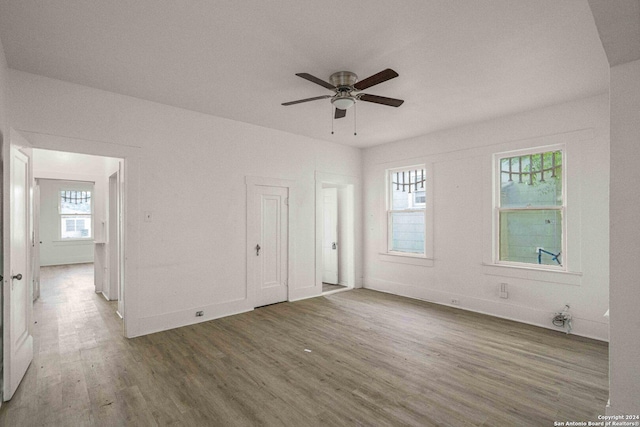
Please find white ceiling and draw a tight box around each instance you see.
[33,149,120,177]
[588,0,640,66]
[0,0,609,148]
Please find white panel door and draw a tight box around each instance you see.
[3,131,34,401]
[322,188,338,284]
[252,185,288,307]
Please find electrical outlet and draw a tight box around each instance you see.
[196,311,204,317]
[451,299,460,305]
[500,283,509,299]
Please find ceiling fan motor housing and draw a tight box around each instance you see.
[330,71,358,90]
[330,71,358,110]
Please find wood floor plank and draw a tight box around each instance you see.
[0,263,609,426]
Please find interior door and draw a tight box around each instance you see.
[251,185,288,307]
[3,130,34,401]
[322,187,338,284]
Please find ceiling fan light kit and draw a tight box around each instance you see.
[332,94,356,110]
[282,68,404,135]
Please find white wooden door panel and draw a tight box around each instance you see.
[250,185,288,308]
[261,196,280,288]
[3,130,34,401]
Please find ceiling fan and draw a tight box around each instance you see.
[282,69,404,119]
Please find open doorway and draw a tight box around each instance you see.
[3,129,138,401]
[315,172,356,295]
[321,185,346,293]
[31,149,124,315]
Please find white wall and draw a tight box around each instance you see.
[363,93,610,341]
[36,179,94,266]
[609,58,640,415]
[7,70,363,337]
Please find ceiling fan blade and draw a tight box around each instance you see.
[282,95,332,106]
[334,108,346,119]
[295,73,336,90]
[358,94,404,107]
[354,69,399,90]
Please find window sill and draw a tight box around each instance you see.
[482,262,582,286]
[379,253,434,267]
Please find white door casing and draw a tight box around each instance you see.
[6,130,138,338]
[32,183,41,301]
[115,167,125,318]
[247,180,289,308]
[108,171,120,305]
[3,130,34,401]
[322,187,338,284]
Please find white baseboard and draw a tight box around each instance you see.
[130,298,252,338]
[363,277,609,342]
[289,286,322,302]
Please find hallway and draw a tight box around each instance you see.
[0,263,125,425]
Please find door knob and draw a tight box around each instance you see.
[332,242,337,250]
[255,244,261,256]
[12,273,22,280]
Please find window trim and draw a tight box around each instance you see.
[493,144,567,271]
[385,164,432,258]
[58,186,95,241]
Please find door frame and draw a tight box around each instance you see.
[108,170,123,316]
[246,176,295,307]
[315,171,357,290]
[32,182,41,302]
[6,129,141,338]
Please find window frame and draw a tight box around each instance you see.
[493,144,567,271]
[58,187,94,241]
[386,164,428,257]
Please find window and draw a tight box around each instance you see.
[495,147,564,268]
[388,166,426,255]
[60,190,92,239]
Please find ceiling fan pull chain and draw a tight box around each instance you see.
[331,104,334,135]
[354,103,357,136]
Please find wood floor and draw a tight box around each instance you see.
[0,264,608,426]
